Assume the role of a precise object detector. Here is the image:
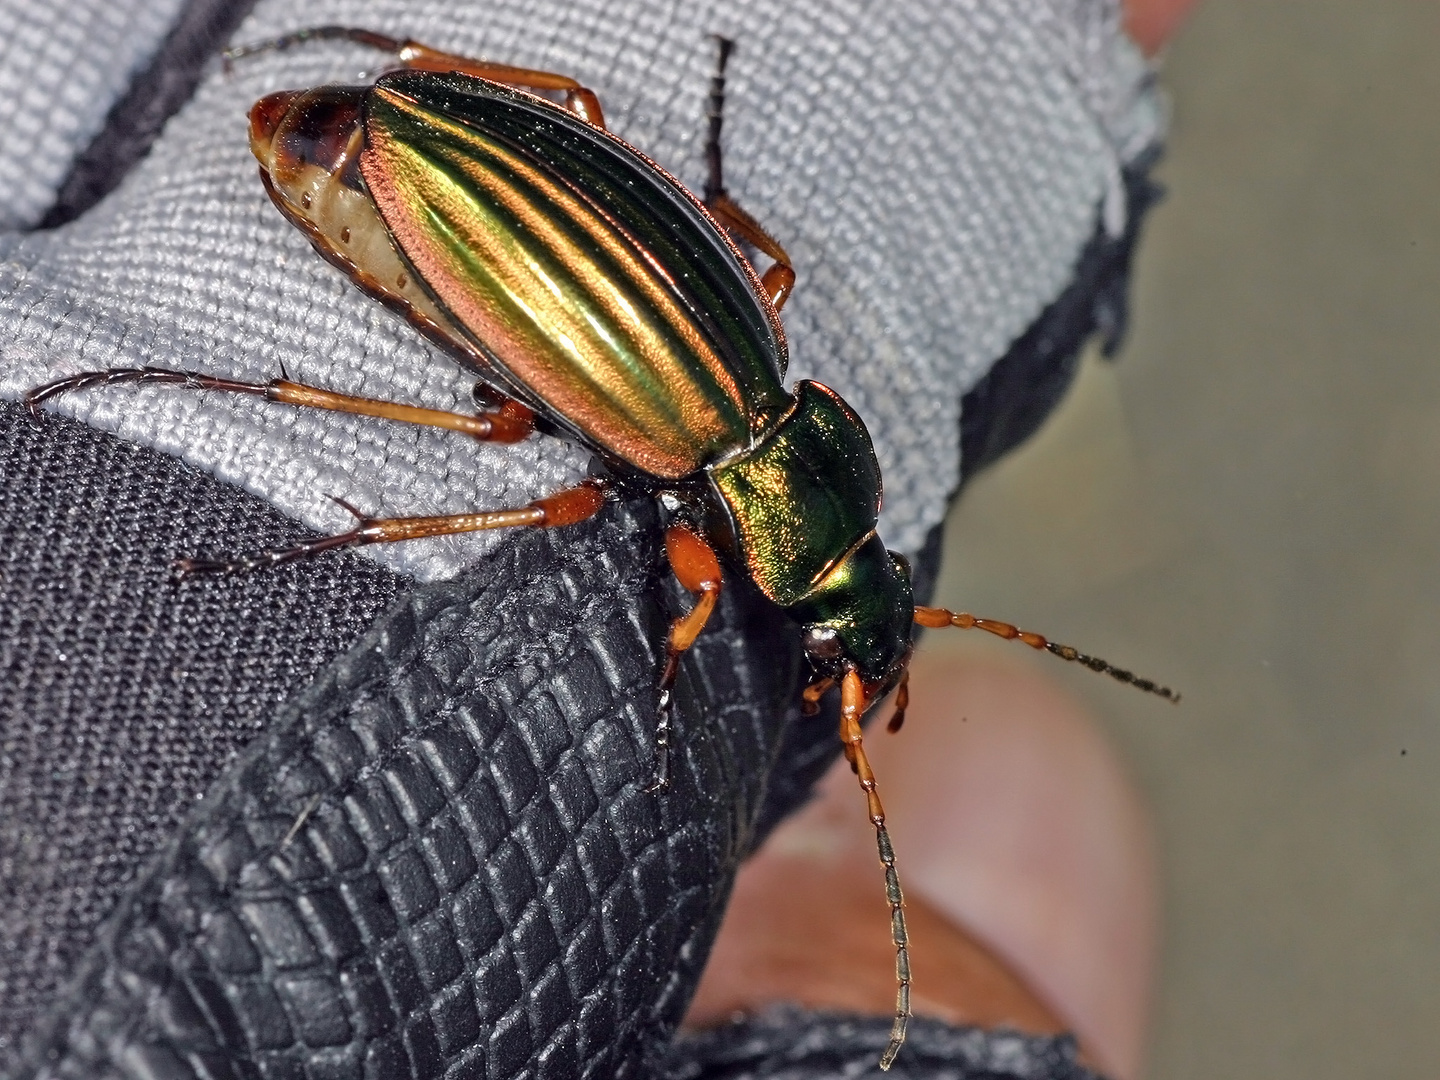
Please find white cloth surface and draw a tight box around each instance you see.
[0,0,1162,581]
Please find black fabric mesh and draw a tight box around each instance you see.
[0,401,405,1062]
[664,1009,1102,1080]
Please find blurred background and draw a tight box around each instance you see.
[926,2,1440,1076]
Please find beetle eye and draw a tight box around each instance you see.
[802,625,844,661]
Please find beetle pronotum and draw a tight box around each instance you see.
[26,29,1176,1069]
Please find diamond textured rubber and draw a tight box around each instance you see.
[7,489,807,1079]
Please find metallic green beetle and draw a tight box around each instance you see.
[248,44,919,702]
[26,29,1176,1069]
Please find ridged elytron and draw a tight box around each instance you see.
[26,28,1177,1069]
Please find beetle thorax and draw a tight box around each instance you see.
[707,380,914,686]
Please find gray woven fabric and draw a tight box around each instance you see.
[0,0,188,230]
[0,0,1162,579]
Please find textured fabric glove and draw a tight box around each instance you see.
[0,0,1161,1076]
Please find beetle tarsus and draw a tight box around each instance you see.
[222,26,404,66]
[643,527,724,794]
[28,363,540,443]
[703,36,736,203]
[644,685,674,793]
[24,366,270,417]
[645,649,682,793]
[174,527,368,579]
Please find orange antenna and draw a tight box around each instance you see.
[913,606,1180,703]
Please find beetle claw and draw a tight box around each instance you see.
[324,493,370,522]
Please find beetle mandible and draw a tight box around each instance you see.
[26,28,1177,1069]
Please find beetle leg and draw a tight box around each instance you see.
[395,45,607,128]
[839,668,912,1070]
[801,674,835,716]
[707,196,796,312]
[914,606,1182,702]
[646,525,723,792]
[886,667,911,733]
[225,27,606,128]
[174,482,606,577]
[701,37,796,311]
[25,366,536,444]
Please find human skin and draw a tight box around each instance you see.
[684,648,1159,1080]
[682,3,1198,1078]
[1124,0,1200,56]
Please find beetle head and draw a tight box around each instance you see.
[793,533,914,699]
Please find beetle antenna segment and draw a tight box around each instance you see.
[840,669,911,1070]
[647,526,724,792]
[914,606,1181,702]
[174,483,606,578]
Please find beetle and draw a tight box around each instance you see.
[26,28,1176,1069]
